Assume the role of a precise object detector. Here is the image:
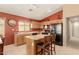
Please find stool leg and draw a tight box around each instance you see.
[36,45,38,55]
[52,43,56,55]
[41,49,44,55]
[51,44,53,55]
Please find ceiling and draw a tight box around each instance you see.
[0,4,62,20]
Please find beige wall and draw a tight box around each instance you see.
[63,4,79,46]
[63,4,79,18]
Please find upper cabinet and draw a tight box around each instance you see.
[31,21,41,28]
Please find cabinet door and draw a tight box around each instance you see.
[15,34,26,46]
[16,35,24,45]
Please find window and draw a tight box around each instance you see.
[19,21,30,31]
[30,23,33,28]
[0,18,5,36]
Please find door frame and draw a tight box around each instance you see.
[66,15,79,46]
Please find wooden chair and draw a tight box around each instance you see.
[0,35,5,55]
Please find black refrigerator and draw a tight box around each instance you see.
[50,23,63,46]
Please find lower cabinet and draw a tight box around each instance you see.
[14,33,32,46]
[14,34,26,46]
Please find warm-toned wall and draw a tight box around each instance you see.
[40,10,63,28]
[63,4,79,46]
[0,10,63,45]
[40,20,63,28]
[0,12,39,45]
[0,12,31,45]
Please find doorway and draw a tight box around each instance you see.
[67,16,79,49]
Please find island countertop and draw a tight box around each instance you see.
[25,34,50,55]
[25,34,49,40]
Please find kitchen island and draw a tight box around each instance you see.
[25,34,49,55]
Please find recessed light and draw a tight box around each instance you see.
[32,4,39,8]
[48,9,53,13]
[29,9,33,11]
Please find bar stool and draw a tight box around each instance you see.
[49,33,56,55]
[36,36,51,55]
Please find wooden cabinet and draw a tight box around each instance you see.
[14,33,32,46]
[25,34,49,55]
[14,31,39,46]
[14,34,26,46]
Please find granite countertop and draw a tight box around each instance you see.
[15,31,39,35]
[25,34,49,40]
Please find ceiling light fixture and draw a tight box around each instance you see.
[29,8,33,11]
[32,4,39,8]
[48,9,53,13]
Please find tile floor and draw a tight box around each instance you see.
[3,44,79,55]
